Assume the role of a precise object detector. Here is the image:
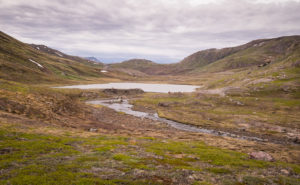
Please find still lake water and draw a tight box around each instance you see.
[57,82,200,93]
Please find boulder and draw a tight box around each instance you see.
[280,169,289,175]
[249,151,274,162]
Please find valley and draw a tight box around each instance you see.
[0,31,300,184]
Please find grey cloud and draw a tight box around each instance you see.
[0,0,300,63]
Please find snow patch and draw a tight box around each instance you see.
[36,47,40,50]
[55,52,63,57]
[101,70,108,73]
[253,42,265,47]
[29,59,44,68]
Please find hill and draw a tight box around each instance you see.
[109,36,300,76]
[109,59,178,75]
[196,36,300,73]
[0,31,104,84]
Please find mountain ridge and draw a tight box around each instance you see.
[109,35,300,75]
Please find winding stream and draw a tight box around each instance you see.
[87,99,265,142]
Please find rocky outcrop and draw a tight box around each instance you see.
[249,151,274,162]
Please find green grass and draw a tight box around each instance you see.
[133,89,300,136]
[144,141,269,168]
[0,122,299,184]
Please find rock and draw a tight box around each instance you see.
[133,169,145,177]
[89,128,98,132]
[281,85,291,92]
[293,137,300,144]
[236,101,244,106]
[0,148,12,154]
[292,61,300,67]
[280,169,289,175]
[249,151,274,162]
[258,61,271,67]
[80,91,99,99]
[158,102,171,107]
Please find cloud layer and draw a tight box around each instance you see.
[1,0,300,63]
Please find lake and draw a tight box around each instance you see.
[57,82,200,93]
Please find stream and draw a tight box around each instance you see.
[87,99,266,142]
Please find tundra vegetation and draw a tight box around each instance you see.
[0,31,299,184]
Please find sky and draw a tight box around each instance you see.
[0,0,300,63]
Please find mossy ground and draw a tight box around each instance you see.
[0,121,299,185]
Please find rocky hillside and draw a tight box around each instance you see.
[0,31,104,84]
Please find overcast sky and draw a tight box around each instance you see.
[0,0,300,63]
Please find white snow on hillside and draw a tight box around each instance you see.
[55,52,63,57]
[29,59,44,68]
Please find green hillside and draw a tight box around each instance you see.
[197,36,300,73]
[0,31,104,84]
[109,36,300,76]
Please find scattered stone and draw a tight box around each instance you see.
[240,128,247,132]
[293,137,300,144]
[280,169,289,175]
[89,128,98,132]
[249,151,274,162]
[133,169,145,177]
[236,101,244,106]
[281,85,291,92]
[258,61,271,67]
[292,60,300,67]
[79,91,99,99]
[0,148,12,154]
[158,102,171,107]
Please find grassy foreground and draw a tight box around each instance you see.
[0,121,299,185]
[0,77,299,184]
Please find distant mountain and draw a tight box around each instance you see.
[85,57,101,63]
[109,59,173,75]
[109,36,300,75]
[29,44,103,66]
[0,31,104,84]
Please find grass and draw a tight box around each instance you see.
[132,90,300,137]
